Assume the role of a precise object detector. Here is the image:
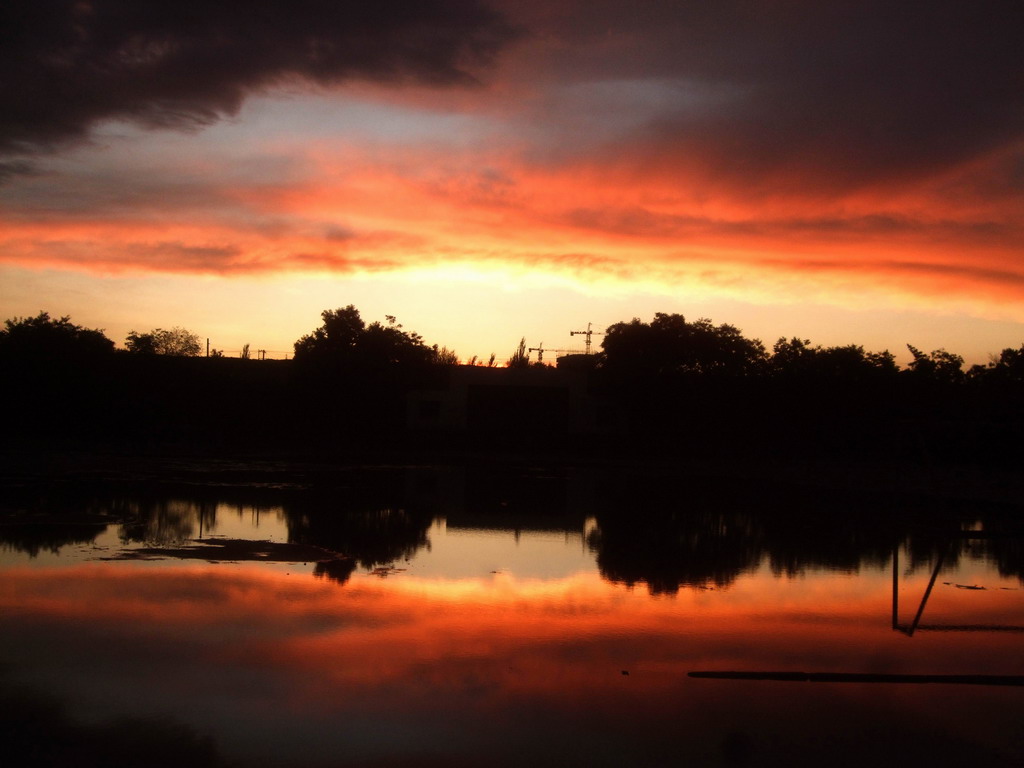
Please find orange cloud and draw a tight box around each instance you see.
[2,128,1022,323]
[1,0,1022,353]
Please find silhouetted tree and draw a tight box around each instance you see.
[769,336,816,374]
[968,344,1024,385]
[602,313,767,378]
[0,312,116,437]
[431,344,460,365]
[0,311,114,359]
[771,337,897,379]
[289,307,440,438]
[763,336,901,444]
[993,344,1024,382]
[905,345,964,384]
[361,314,433,367]
[293,306,432,369]
[293,305,364,362]
[125,327,202,356]
[506,336,529,368]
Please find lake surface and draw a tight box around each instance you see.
[1,464,1022,767]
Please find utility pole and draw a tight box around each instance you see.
[570,322,603,355]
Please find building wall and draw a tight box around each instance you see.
[407,366,600,434]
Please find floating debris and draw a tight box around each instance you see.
[368,566,407,578]
[97,538,341,564]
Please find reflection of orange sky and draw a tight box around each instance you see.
[4,563,1021,690]
[4,562,1022,766]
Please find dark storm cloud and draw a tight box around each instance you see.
[512,0,1024,191]
[0,160,37,183]
[0,0,517,156]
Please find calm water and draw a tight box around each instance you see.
[1,465,1022,767]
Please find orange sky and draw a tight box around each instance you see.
[2,2,1022,364]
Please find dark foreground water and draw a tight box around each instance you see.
[1,464,1022,767]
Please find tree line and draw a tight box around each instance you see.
[4,307,1022,383]
[2,306,1022,459]
[594,312,1023,385]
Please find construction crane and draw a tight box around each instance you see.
[569,322,603,355]
[528,342,576,364]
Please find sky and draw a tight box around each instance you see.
[2,1,1022,364]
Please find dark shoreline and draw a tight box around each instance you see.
[4,436,1023,511]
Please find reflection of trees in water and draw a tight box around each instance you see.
[118,498,216,545]
[1,469,1019,589]
[587,475,1024,595]
[312,557,359,585]
[0,487,120,561]
[588,510,762,594]
[0,523,105,557]
[587,476,781,594]
[0,475,435,581]
[983,536,1024,582]
[114,495,284,546]
[287,502,434,586]
[901,515,1024,585]
[0,485,123,556]
[763,512,894,577]
[0,485,288,556]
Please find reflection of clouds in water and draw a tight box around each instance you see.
[0,469,1022,768]
[1,561,1022,767]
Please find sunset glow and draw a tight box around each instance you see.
[2,2,1023,363]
